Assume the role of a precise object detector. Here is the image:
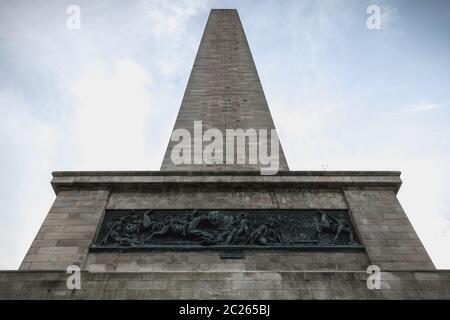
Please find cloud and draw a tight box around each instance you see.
[381,5,399,30]
[0,89,58,269]
[142,0,209,39]
[138,0,211,77]
[69,59,157,169]
[379,102,447,116]
[286,0,343,74]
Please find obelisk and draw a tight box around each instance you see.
[3,9,444,301]
[161,9,289,172]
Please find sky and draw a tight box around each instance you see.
[0,0,449,269]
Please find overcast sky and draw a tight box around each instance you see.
[0,0,449,269]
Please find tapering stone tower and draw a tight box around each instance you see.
[2,9,449,300]
[161,9,288,172]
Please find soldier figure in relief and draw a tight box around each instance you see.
[311,210,355,245]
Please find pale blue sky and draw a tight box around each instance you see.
[0,0,449,269]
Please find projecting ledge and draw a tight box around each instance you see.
[50,170,402,194]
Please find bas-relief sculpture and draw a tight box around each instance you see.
[92,209,362,249]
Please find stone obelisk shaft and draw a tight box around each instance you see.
[161,9,289,171]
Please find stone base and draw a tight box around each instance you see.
[1,270,449,299]
[11,170,443,299]
[20,171,434,273]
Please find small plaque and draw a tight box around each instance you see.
[219,250,244,259]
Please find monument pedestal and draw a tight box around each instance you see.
[1,171,447,299]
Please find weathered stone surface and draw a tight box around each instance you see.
[344,189,435,270]
[21,176,433,276]
[50,171,402,194]
[1,271,449,299]
[160,9,288,172]
[19,190,109,271]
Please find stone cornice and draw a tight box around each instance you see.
[51,171,402,194]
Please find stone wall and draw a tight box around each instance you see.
[20,187,369,272]
[19,190,110,271]
[8,171,445,299]
[106,189,347,210]
[1,271,449,299]
[344,189,434,270]
[19,172,433,274]
[85,252,370,273]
